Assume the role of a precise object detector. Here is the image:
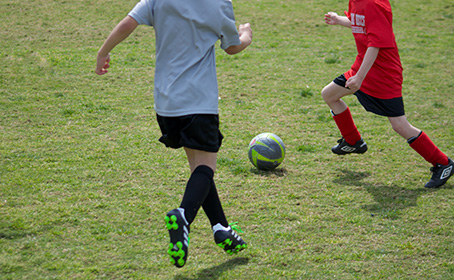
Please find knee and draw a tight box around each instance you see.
[321,86,333,103]
[321,83,345,105]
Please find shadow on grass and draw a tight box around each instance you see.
[174,257,249,280]
[250,167,287,177]
[0,220,39,240]
[0,229,31,240]
[332,169,445,219]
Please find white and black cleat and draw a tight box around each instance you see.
[425,158,453,188]
[331,137,368,155]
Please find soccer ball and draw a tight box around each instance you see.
[248,133,285,170]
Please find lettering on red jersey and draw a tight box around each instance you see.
[351,13,365,34]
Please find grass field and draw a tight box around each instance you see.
[1,0,453,279]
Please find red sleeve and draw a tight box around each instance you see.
[344,10,350,20]
[365,1,395,48]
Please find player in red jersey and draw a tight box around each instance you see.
[322,0,452,188]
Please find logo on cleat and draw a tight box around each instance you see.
[341,146,356,152]
[441,166,452,180]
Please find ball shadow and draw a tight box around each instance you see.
[250,167,287,177]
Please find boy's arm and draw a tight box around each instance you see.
[95,16,139,75]
[324,12,351,28]
[345,47,379,92]
[224,23,253,55]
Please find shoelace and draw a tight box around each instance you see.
[229,222,244,233]
[430,164,442,173]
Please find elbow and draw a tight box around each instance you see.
[224,34,252,55]
[224,41,250,55]
[224,45,240,55]
[225,50,238,55]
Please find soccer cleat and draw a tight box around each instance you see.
[165,208,190,268]
[331,137,368,155]
[424,158,453,188]
[213,223,247,255]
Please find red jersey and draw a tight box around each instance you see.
[344,0,403,99]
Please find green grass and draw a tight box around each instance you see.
[1,0,453,279]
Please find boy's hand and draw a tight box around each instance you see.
[324,12,340,25]
[238,23,253,46]
[95,54,111,75]
[345,75,363,93]
[238,23,252,38]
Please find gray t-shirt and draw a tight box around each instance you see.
[128,0,241,117]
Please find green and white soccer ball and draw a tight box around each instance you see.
[248,133,285,170]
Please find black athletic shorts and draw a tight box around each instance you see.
[333,74,405,117]
[156,114,224,153]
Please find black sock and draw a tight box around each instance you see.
[179,165,213,225]
[202,180,229,228]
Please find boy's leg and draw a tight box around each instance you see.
[165,164,213,268]
[202,181,228,227]
[322,82,366,153]
[321,81,351,115]
[165,149,216,268]
[184,147,217,174]
[388,116,452,188]
[388,116,449,166]
[185,148,247,255]
[161,114,244,267]
[387,115,421,140]
[179,164,214,224]
[184,148,229,226]
[409,132,452,188]
[331,107,362,146]
[201,178,248,254]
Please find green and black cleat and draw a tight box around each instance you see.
[165,209,190,268]
[214,223,247,255]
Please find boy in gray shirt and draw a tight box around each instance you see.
[96,0,252,268]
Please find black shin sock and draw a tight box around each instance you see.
[202,180,229,228]
[179,165,213,225]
